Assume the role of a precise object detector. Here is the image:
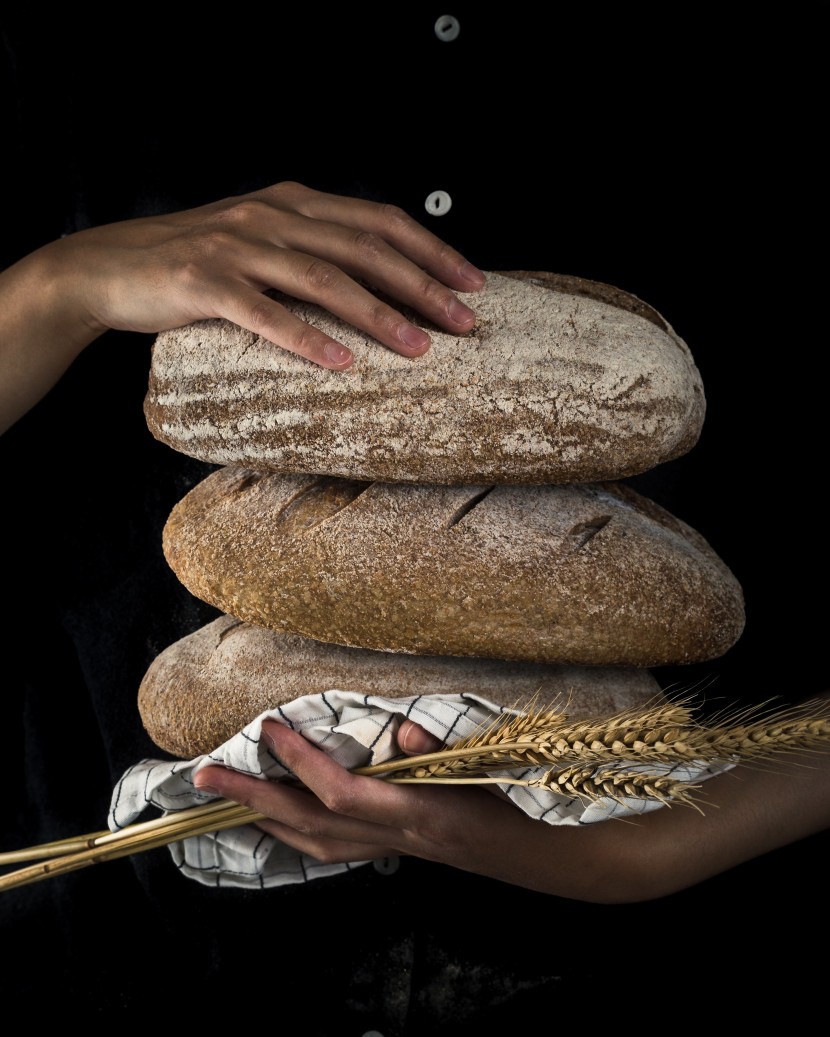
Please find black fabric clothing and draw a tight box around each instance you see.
[2,13,827,1029]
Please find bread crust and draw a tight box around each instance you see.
[138,614,664,758]
[144,271,705,485]
[162,469,745,668]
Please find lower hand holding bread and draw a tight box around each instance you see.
[193,718,547,878]
[188,713,830,903]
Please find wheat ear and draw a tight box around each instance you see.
[360,695,830,781]
[2,693,829,893]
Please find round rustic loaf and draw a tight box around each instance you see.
[138,614,665,758]
[144,271,706,485]
[162,468,745,667]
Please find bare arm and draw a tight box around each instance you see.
[193,707,830,904]
[0,181,485,434]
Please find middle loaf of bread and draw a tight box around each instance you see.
[162,468,745,668]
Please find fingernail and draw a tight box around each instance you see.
[194,780,220,796]
[398,323,431,352]
[459,262,486,288]
[398,723,414,754]
[324,341,352,366]
[448,297,476,327]
[399,722,444,755]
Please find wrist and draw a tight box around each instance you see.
[0,238,109,433]
[26,236,111,349]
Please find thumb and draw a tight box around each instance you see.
[397,719,445,756]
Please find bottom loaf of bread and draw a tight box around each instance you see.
[138,614,665,759]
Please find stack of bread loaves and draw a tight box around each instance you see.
[138,271,746,761]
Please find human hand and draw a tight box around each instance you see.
[192,718,525,871]
[1,180,487,431]
[191,710,830,903]
[49,180,487,368]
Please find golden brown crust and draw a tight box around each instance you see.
[162,469,745,668]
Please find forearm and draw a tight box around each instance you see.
[486,747,830,903]
[196,716,830,905]
[0,240,106,434]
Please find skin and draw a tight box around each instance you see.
[0,180,486,435]
[3,179,829,904]
[192,711,830,904]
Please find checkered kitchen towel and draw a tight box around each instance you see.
[110,691,730,889]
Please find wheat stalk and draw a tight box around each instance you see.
[2,693,828,893]
[0,800,262,891]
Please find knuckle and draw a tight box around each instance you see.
[212,197,271,227]
[174,226,237,272]
[377,201,415,233]
[318,785,357,816]
[171,259,207,296]
[431,239,461,268]
[351,229,386,262]
[414,271,455,309]
[365,298,397,329]
[169,234,233,291]
[191,226,234,255]
[298,258,340,293]
[246,296,277,333]
[270,180,308,204]
[303,844,342,866]
[291,323,330,357]
[257,180,318,216]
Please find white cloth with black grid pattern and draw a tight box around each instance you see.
[111,691,731,889]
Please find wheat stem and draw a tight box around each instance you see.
[0,801,263,893]
[2,694,828,894]
[0,797,261,866]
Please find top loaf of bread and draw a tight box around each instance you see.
[144,271,706,485]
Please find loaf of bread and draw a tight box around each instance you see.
[138,614,664,758]
[144,271,706,485]
[162,469,745,668]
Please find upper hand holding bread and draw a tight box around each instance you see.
[0,181,485,434]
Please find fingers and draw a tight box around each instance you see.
[193,722,411,862]
[190,721,520,871]
[198,185,485,362]
[194,763,400,864]
[208,253,435,369]
[77,180,487,371]
[255,815,400,865]
[258,181,486,294]
[397,720,446,756]
[258,721,399,822]
[209,281,356,369]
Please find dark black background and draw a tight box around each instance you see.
[1,11,826,1029]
